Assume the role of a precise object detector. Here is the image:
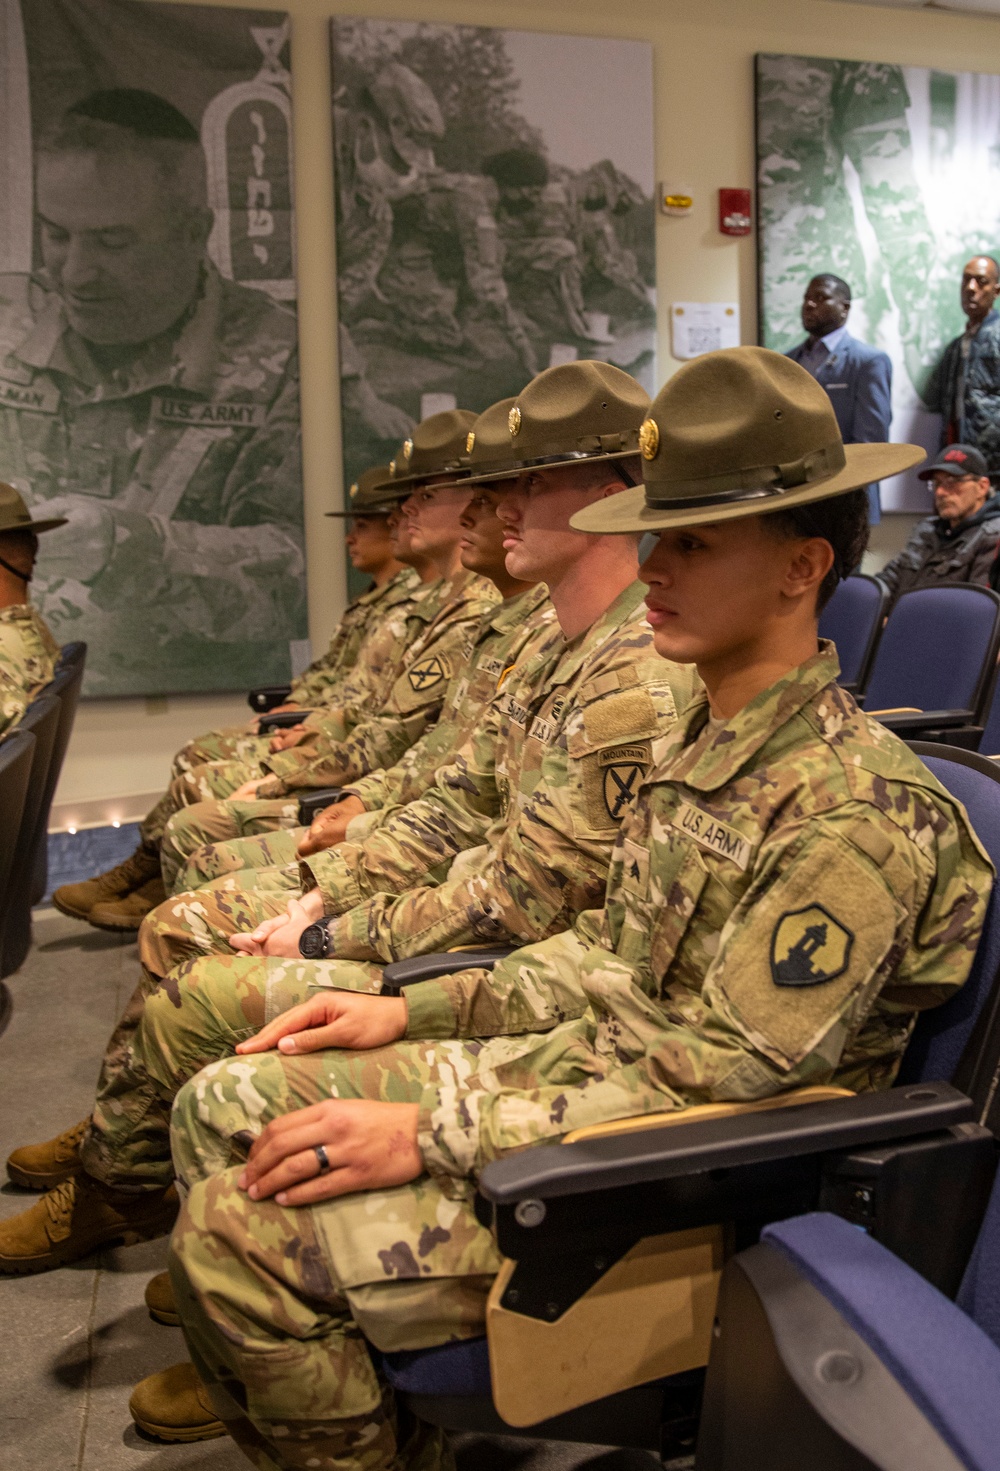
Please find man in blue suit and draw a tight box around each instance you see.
[786,274,893,522]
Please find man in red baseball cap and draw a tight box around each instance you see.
[879,442,1000,603]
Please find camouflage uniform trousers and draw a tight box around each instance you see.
[167,1023,606,1468]
[139,760,276,853]
[171,825,305,894]
[139,882,304,986]
[81,953,379,1192]
[161,798,299,894]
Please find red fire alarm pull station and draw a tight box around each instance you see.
[719,188,752,236]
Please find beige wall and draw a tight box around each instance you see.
[58,0,989,821]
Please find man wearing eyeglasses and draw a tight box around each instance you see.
[878,443,1000,603]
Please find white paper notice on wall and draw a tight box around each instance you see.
[671,303,740,360]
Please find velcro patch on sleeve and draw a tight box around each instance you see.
[672,802,753,871]
[582,688,658,747]
[392,654,453,710]
[713,838,903,1070]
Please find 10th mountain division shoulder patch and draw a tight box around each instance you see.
[770,905,854,988]
[407,655,447,692]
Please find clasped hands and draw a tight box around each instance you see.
[234,988,420,1208]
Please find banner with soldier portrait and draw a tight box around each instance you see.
[0,0,306,697]
[330,18,656,512]
[757,53,1000,510]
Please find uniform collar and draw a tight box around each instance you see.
[489,580,550,634]
[661,640,842,793]
[14,262,223,400]
[548,579,648,686]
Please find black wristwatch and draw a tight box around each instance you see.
[298,918,334,959]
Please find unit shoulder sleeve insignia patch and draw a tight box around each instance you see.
[770,905,854,988]
[407,655,448,692]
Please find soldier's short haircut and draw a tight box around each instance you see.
[811,273,852,304]
[763,488,870,612]
[565,454,643,492]
[37,89,207,215]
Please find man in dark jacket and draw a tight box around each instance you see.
[924,257,1000,469]
[880,443,1000,601]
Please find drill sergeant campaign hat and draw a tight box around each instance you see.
[380,408,478,489]
[462,360,649,484]
[571,347,925,534]
[324,465,398,517]
[0,482,68,536]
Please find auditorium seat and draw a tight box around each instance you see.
[1,692,60,978]
[0,729,37,1038]
[373,744,1000,1458]
[860,584,1000,745]
[697,1190,1000,1470]
[817,572,887,695]
[30,642,86,907]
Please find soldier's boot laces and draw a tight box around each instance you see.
[6,1117,90,1190]
[88,877,167,933]
[145,1269,179,1326]
[129,1361,226,1444]
[52,843,161,921]
[0,1174,178,1275]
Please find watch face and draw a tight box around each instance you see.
[298,921,329,960]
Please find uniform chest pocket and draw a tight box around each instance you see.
[646,844,710,988]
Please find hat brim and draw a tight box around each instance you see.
[569,442,926,533]
[462,446,638,487]
[23,516,69,534]
[324,506,396,517]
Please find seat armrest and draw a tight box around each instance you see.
[875,709,975,732]
[257,709,317,733]
[478,1082,974,1205]
[297,789,346,826]
[248,684,292,713]
[382,947,517,995]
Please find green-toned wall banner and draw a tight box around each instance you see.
[757,52,1000,510]
[0,0,307,696]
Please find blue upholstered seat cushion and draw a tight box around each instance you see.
[375,1337,491,1395]
[763,1212,1000,1471]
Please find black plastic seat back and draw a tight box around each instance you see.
[1,693,59,977]
[0,729,36,1037]
[30,642,86,904]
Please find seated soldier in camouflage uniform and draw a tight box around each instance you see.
[52,412,494,930]
[0,363,693,1279]
[131,348,992,1460]
[0,483,65,732]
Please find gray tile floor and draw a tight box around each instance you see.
[0,912,665,1471]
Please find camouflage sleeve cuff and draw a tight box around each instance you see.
[417,1083,481,1180]
[404,979,459,1040]
[264,747,315,780]
[327,906,381,960]
[301,853,366,915]
[345,774,387,811]
[254,776,288,799]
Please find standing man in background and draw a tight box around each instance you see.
[925,256,1000,472]
[786,274,892,521]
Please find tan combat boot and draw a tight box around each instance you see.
[0,1174,178,1274]
[52,843,161,921]
[6,1118,90,1190]
[145,1269,179,1326]
[129,1361,225,1443]
[88,876,167,932]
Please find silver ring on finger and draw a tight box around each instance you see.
[314,1144,332,1175]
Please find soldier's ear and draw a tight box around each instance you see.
[190,207,214,251]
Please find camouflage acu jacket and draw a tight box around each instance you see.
[0,602,59,735]
[256,570,500,795]
[404,644,993,1181]
[342,582,558,820]
[319,581,697,961]
[288,568,419,707]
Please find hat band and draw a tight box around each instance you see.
[468,429,642,477]
[644,440,847,510]
[390,455,467,481]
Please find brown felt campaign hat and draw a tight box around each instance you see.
[570,347,925,534]
[382,409,478,489]
[462,361,649,484]
[0,482,67,535]
[325,465,398,517]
